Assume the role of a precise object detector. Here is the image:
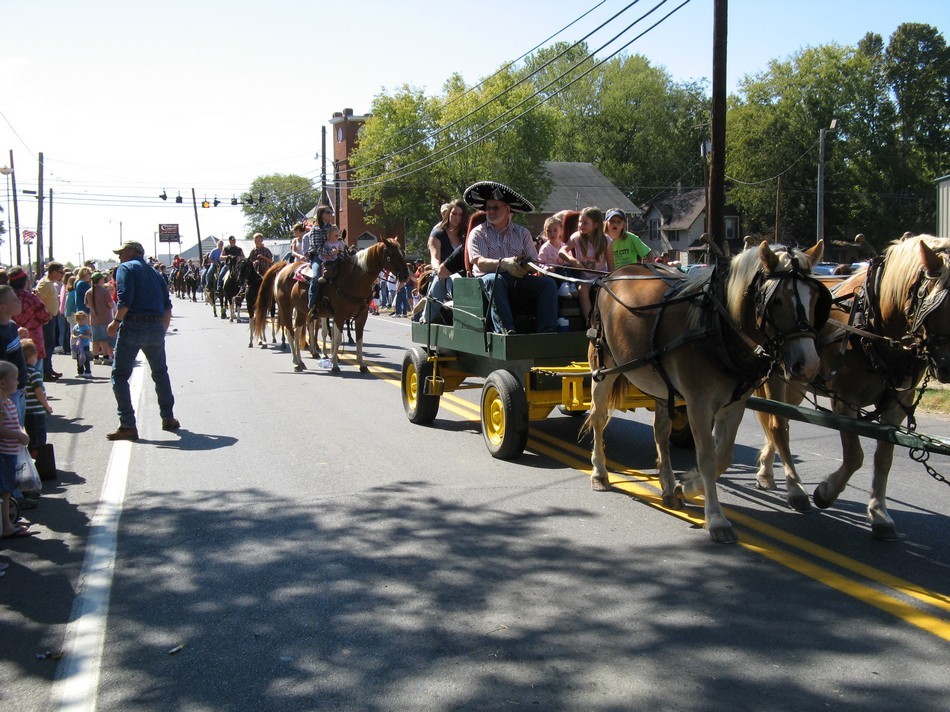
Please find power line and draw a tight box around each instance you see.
[341,0,692,190]
[345,0,633,177]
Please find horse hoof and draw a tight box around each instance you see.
[359,364,369,373]
[662,494,684,510]
[294,364,305,372]
[673,482,686,500]
[813,485,833,509]
[871,523,901,542]
[330,365,341,374]
[787,494,812,513]
[709,526,739,544]
[755,477,776,491]
[591,477,610,492]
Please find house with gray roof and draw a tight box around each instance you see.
[525,162,641,235]
[634,187,742,264]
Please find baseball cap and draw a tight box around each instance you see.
[113,240,145,255]
[605,209,626,222]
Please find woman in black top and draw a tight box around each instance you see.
[422,199,468,323]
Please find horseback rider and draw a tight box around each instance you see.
[248,232,274,276]
[217,235,245,291]
[306,206,335,313]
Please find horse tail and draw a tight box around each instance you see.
[579,374,627,440]
[254,261,283,340]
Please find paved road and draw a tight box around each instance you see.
[3,296,949,711]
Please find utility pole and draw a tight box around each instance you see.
[36,152,44,273]
[48,188,54,260]
[191,188,204,263]
[9,150,22,265]
[816,119,839,242]
[709,0,728,256]
[321,126,327,203]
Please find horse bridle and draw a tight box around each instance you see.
[750,255,831,352]
[905,256,950,370]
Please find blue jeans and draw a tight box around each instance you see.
[479,272,558,333]
[308,259,323,310]
[423,274,460,323]
[112,320,175,429]
[394,285,410,316]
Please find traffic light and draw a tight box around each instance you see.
[213,196,220,207]
[175,192,183,204]
[159,189,168,201]
[231,196,238,206]
[201,196,210,208]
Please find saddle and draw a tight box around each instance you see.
[293,263,314,283]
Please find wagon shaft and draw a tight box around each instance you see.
[746,396,950,456]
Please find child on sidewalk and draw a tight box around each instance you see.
[20,339,52,451]
[71,311,93,378]
[0,360,32,538]
[85,272,115,365]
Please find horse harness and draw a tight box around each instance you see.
[588,253,829,415]
[821,252,950,419]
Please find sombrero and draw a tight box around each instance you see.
[463,181,535,214]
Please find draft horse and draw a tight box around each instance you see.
[754,234,950,540]
[583,240,828,544]
[253,238,408,373]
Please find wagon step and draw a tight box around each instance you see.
[746,396,950,456]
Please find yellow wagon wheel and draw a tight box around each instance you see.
[480,370,528,459]
[401,347,440,424]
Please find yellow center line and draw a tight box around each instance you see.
[358,354,950,639]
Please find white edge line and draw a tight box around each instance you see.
[51,366,145,712]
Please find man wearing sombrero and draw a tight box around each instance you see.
[464,181,558,334]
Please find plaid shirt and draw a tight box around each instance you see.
[467,221,538,277]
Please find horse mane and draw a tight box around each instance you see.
[353,237,402,275]
[878,234,950,316]
[726,243,805,323]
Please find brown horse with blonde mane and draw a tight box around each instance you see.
[754,234,950,540]
[583,240,828,544]
[253,238,408,373]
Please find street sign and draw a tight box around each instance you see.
[159,223,180,243]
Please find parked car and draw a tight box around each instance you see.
[811,262,840,275]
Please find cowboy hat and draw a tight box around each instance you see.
[463,181,535,213]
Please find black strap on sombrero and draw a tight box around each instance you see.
[463,181,535,213]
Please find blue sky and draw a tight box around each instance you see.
[1,0,946,263]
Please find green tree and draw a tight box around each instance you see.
[588,55,708,205]
[884,23,950,231]
[523,46,709,205]
[726,25,949,245]
[242,174,320,239]
[350,72,556,255]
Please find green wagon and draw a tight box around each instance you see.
[400,277,691,459]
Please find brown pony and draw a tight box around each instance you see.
[583,241,828,544]
[253,238,408,373]
[754,234,950,540]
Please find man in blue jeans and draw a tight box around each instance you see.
[464,181,557,334]
[106,240,179,441]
